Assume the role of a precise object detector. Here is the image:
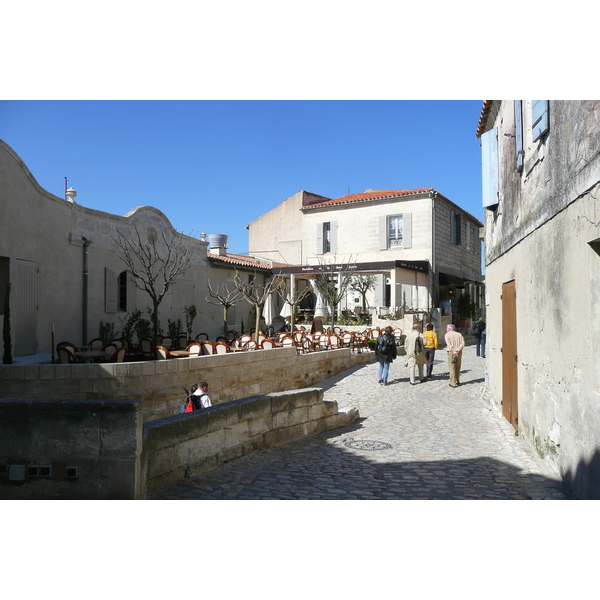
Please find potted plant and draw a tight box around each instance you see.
[456,292,476,328]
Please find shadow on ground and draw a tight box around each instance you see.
[150,420,571,500]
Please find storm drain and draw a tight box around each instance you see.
[344,440,392,451]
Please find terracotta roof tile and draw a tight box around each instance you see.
[476,100,494,138]
[207,252,272,270]
[301,188,436,210]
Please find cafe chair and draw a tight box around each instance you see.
[186,342,202,356]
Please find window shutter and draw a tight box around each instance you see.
[379,215,388,250]
[481,127,499,209]
[514,100,524,171]
[105,267,118,313]
[450,211,456,244]
[316,223,323,255]
[330,221,338,254]
[532,100,549,142]
[373,274,384,305]
[403,213,412,248]
[455,213,461,245]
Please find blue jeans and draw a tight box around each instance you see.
[476,334,486,357]
[378,360,390,384]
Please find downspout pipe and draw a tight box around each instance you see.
[82,237,92,345]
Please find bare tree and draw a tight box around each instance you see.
[232,271,285,342]
[276,277,311,336]
[312,255,356,330]
[205,280,243,338]
[114,225,194,358]
[348,274,376,314]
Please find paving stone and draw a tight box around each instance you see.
[149,346,571,500]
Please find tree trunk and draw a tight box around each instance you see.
[223,306,229,338]
[254,305,262,342]
[152,300,160,360]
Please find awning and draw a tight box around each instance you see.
[439,272,465,287]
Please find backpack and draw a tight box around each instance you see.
[179,393,208,413]
[377,335,394,356]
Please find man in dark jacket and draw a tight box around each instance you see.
[375,326,397,386]
[472,317,486,358]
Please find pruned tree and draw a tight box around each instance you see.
[348,273,376,314]
[205,280,243,338]
[312,255,356,329]
[232,271,285,342]
[276,278,311,337]
[113,225,194,358]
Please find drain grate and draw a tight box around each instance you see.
[344,440,392,451]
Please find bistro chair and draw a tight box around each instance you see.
[88,338,104,349]
[109,347,126,363]
[214,341,229,354]
[186,342,202,356]
[139,337,154,359]
[156,346,172,360]
[195,332,209,341]
[177,333,189,350]
[58,347,77,364]
[201,341,215,355]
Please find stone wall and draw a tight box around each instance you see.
[142,388,358,495]
[0,398,143,499]
[0,347,374,423]
[0,388,358,499]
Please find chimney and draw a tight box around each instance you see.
[208,234,228,256]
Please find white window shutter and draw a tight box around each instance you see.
[532,100,549,141]
[379,215,388,250]
[330,221,338,254]
[514,100,524,171]
[316,223,323,255]
[481,127,499,209]
[105,267,118,313]
[403,213,412,248]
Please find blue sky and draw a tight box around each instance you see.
[1,100,484,254]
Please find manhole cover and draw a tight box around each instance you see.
[344,440,392,451]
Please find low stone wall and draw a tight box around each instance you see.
[0,398,143,500]
[142,388,359,495]
[0,347,373,423]
[0,388,359,499]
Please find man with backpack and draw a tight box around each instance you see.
[181,381,213,413]
[375,326,397,386]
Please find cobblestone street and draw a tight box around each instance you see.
[150,345,570,500]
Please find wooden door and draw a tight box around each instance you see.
[502,280,518,429]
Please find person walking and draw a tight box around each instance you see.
[423,323,438,378]
[405,324,426,385]
[375,326,397,386]
[445,324,465,388]
[472,317,486,358]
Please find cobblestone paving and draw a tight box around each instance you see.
[150,345,571,500]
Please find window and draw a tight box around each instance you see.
[451,211,461,245]
[379,214,412,250]
[532,100,549,142]
[316,221,337,254]
[118,271,128,312]
[389,216,403,247]
[466,221,472,251]
[324,222,331,253]
[515,100,524,171]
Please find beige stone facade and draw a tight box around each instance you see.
[247,188,483,324]
[0,140,270,358]
[477,100,600,498]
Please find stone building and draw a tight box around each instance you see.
[247,188,483,325]
[477,100,600,498]
[0,139,271,358]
